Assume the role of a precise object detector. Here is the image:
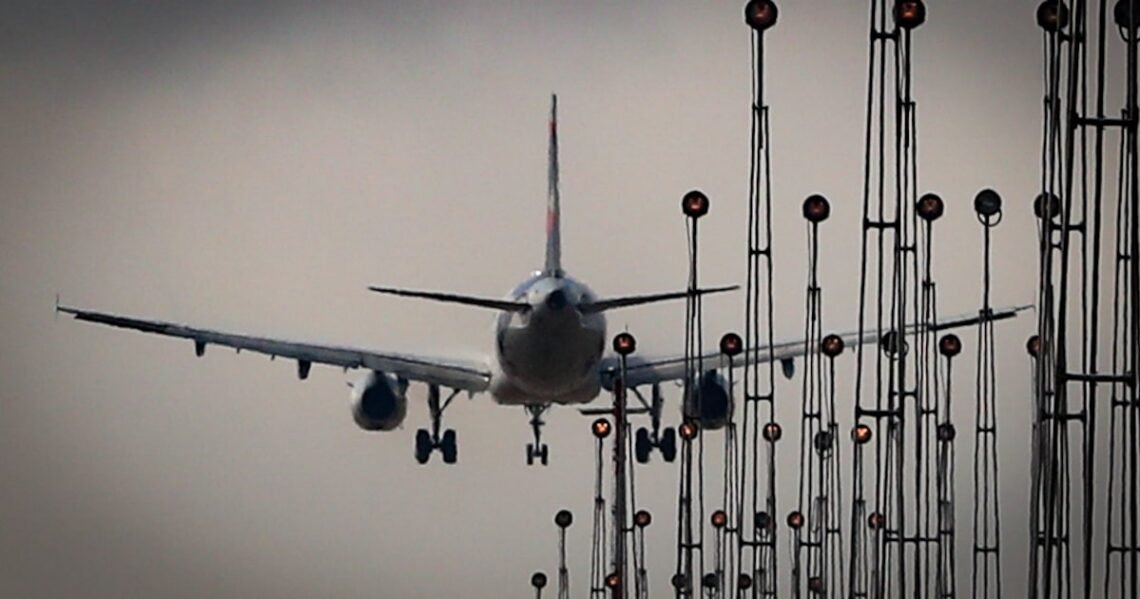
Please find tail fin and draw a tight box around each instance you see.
[544,94,562,277]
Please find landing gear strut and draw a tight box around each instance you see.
[633,384,677,464]
[415,384,460,465]
[526,405,550,466]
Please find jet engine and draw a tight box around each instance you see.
[682,370,733,430]
[350,371,408,431]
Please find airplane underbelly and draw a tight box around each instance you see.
[495,318,603,400]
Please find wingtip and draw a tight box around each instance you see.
[1001,303,1036,316]
[53,291,88,318]
[698,284,741,295]
[367,285,403,298]
[53,294,76,317]
[54,304,81,321]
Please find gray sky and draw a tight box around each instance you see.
[0,1,1116,596]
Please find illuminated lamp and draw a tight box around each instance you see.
[939,333,962,358]
[802,194,831,223]
[893,0,927,29]
[917,192,944,222]
[744,0,778,31]
[1037,1,1069,31]
[682,190,709,218]
[613,332,636,356]
[821,334,845,357]
[720,332,744,357]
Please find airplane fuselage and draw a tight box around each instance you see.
[488,272,607,406]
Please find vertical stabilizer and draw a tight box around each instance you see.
[544,94,562,277]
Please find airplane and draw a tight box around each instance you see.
[56,95,1029,466]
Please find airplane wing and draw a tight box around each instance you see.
[599,305,1032,390]
[56,304,491,392]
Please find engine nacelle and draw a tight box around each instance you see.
[682,370,733,430]
[350,371,408,432]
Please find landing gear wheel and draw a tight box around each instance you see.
[635,427,652,464]
[415,429,432,465]
[659,427,678,463]
[526,443,549,466]
[440,429,458,464]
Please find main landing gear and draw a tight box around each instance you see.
[582,382,678,463]
[526,405,550,466]
[415,384,461,465]
[632,384,677,464]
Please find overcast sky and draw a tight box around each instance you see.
[1,1,1128,597]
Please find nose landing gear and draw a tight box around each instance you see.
[526,405,550,466]
[415,384,460,465]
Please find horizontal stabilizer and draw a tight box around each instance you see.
[581,285,739,314]
[367,286,530,313]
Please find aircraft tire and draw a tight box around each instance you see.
[441,429,458,464]
[635,427,652,464]
[660,427,678,463]
[415,429,432,464]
